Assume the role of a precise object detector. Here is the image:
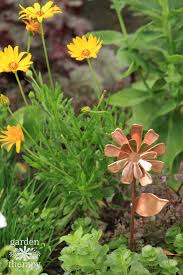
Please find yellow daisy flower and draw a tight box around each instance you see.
[19,1,62,23]
[0,45,32,73]
[0,125,24,153]
[22,18,40,34]
[67,35,102,61]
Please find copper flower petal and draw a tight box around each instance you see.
[120,143,132,154]
[108,159,128,173]
[134,163,143,179]
[112,128,128,146]
[139,159,152,171]
[139,171,152,186]
[148,160,164,173]
[118,151,130,160]
[129,139,137,152]
[135,193,169,217]
[142,129,159,146]
[140,151,157,160]
[118,144,132,160]
[138,143,150,154]
[130,124,143,149]
[147,143,166,156]
[104,144,121,157]
[121,161,134,184]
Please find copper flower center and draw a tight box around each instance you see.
[36,10,44,16]
[128,152,140,162]
[82,49,91,57]
[8,62,18,71]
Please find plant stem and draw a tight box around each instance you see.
[116,10,128,39]
[139,71,151,95]
[129,179,136,250]
[27,32,31,53]
[160,0,174,54]
[40,23,54,90]
[15,72,28,106]
[87,59,101,99]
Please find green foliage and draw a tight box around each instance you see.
[0,247,10,274]
[9,257,46,275]
[99,0,183,190]
[88,31,124,46]
[59,227,109,273]
[19,83,122,217]
[71,217,99,234]
[165,226,183,254]
[0,246,46,275]
[0,149,64,265]
[174,234,183,254]
[59,228,181,274]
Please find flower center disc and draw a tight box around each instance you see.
[36,10,44,16]
[27,20,40,33]
[8,62,18,71]
[82,49,91,57]
[129,152,140,162]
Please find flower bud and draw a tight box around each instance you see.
[0,94,10,107]
[28,91,35,99]
[26,70,33,78]
[81,106,91,113]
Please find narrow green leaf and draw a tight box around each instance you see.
[165,54,183,63]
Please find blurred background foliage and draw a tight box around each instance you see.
[0,0,137,111]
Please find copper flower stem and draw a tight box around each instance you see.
[129,179,136,251]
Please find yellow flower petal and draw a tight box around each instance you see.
[0,46,32,73]
[0,125,24,154]
[67,34,102,61]
[19,1,62,22]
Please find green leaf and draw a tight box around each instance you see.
[128,99,159,128]
[157,100,177,116]
[151,115,183,191]
[121,62,138,78]
[128,98,176,129]
[165,227,182,244]
[0,258,8,272]
[116,48,130,66]
[159,259,179,275]
[174,234,183,254]
[129,262,150,275]
[108,88,150,107]
[165,54,183,63]
[164,111,183,170]
[88,31,124,46]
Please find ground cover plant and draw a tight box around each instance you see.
[0,0,183,274]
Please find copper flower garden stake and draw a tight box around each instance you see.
[105,124,169,250]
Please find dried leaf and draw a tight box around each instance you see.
[135,193,169,217]
[163,249,178,256]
